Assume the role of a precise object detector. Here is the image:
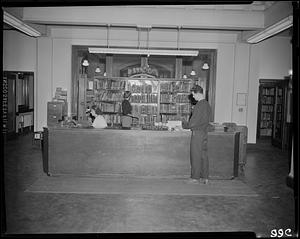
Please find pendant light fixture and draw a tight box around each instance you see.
[95,56,101,73]
[202,63,209,70]
[95,67,101,73]
[182,63,187,79]
[201,54,210,70]
[82,54,89,67]
[190,70,196,76]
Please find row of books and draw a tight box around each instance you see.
[131,94,158,103]
[277,97,283,104]
[160,82,192,92]
[260,128,272,136]
[96,79,126,90]
[276,113,282,121]
[96,91,124,101]
[160,104,190,114]
[95,79,192,94]
[261,112,272,121]
[127,84,153,93]
[95,91,191,103]
[262,87,275,96]
[160,94,190,103]
[276,104,282,112]
[98,102,121,113]
[261,96,274,104]
[132,105,158,115]
[261,105,274,112]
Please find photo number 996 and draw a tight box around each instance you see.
[270,228,292,237]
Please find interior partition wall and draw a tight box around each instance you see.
[71,46,217,123]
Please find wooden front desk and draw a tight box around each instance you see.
[43,128,239,179]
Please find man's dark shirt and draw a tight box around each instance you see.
[188,99,212,132]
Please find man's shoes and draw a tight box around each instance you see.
[199,178,209,184]
[186,178,200,184]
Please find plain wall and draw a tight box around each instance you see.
[3,31,37,71]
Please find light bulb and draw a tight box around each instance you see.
[103,72,107,77]
[288,69,293,76]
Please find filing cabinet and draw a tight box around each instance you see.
[47,101,67,126]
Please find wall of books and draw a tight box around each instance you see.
[259,87,275,136]
[87,77,193,127]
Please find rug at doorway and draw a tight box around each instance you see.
[25,175,258,197]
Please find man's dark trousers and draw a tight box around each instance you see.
[190,130,209,179]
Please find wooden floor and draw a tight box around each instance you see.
[3,132,296,237]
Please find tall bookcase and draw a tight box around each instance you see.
[79,75,193,127]
[257,79,288,149]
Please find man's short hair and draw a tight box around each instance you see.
[124,91,131,99]
[95,108,102,115]
[191,85,203,94]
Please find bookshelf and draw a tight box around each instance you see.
[257,79,288,149]
[159,80,192,123]
[259,87,275,137]
[79,76,193,128]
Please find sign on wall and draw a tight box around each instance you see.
[127,66,159,78]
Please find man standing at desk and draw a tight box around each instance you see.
[187,85,212,184]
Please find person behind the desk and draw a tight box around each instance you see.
[188,93,197,120]
[92,107,107,129]
[121,91,132,129]
[187,85,212,185]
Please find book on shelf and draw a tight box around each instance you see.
[131,93,158,103]
[262,96,274,104]
[127,84,153,93]
[96,78,126,90]
[262,88,275,96]
[160,81,192,92]
[98,102,121,113]
[261,105,273,112]
[132,104,158,115]
[96,91,123,101]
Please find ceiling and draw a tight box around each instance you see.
[3,1,292,41]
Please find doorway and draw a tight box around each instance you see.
[3,71,34,140]
[256,79,289,149]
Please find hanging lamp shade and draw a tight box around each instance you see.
[103,72,107,77]
[95,66,101,73]
[190,70,196,76]
[82,59,89,67]
[183,74,187,79]
[202,63,209,70]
